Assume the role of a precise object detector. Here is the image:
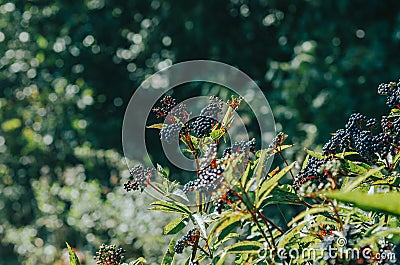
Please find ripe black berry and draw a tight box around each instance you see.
[160,123,182,143]
[94,244,126,265]
[183,165,224,192]
[174,228,200,254]
[200,96,224,120]
[123,165,154,192]
[152,95,177,118]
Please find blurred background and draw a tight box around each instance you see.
[1,0,400,264]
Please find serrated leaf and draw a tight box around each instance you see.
[192,213,207,238]
[256,162,295,208]
[393,152,400,168]
[163,216,188,235]
[129,257,147,265]
[210,129,226,140]
[171,189,190,202]
[66,242,80,265]
[341,165,384,192]
[304,148,324,159]
[209,213,250,245]
[149,200,192,215]
[320,190,400,217]
[157,164,169,179]
[147,123,167,129]
[161,238,176,265]
[213,251,228,265]
[301,154,310,170]
[277,220,309,248]
[287,206,331,227]
[223,241,264,254]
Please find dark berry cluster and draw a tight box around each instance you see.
[214,189,237,214]
[160,123,182,143]
[94,244,126,265]
[199,143,217,170]
[268,132,288,149]
[199,96,224,120]
[222,139,256,158]
[377,80,400,109]
[295,81,400,188]
[187,116,219,138]
[183,164,224,192]
[152,95,177,118]
[123,165,154,192]
[294,157,327,188]
[174,228,200,254]
[322,112,399,163]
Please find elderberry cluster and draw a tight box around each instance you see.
[214,189,237,214]
[377,80,400,109]
[182,116,219,138]
[152,95,177,118]
[199,96,224,120]
[294,157,328,188]
[123,165,154,192]
[160,123,182,143]
[174,228,200,254]
[183,164,224,192]
[94,244,126,265]
[222,139,256,158]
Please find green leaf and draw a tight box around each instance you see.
[223,241,264,254]
[157,164,169,179]
[301,154,310,170]
[213,251,228,265]
[146,123,167,129]
[341,166,384,192]
[321,190,400,217]
[256,162,295,208]
[277,220,309,248]
[161,238,176,265]
[66,242,80,265]
[210,129,226,140]
[129,257,147,265]
[209,213,250,245]
[192,213,207,238]
[163,216,188,235]
[393,152,400,168]
[304,148,324,159]
[287,205,331,227]
[149,200,192,215]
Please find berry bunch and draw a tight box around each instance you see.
[152,95,177,118]
[295,81,400,188]
[268,132,288,149]
[94,244,126,265]
[214,189,237,214]
[123,165,154,192]
[174,228,200,254]
[377,80,400,109]
[222,139,256,158]
[199,143,217,170]
[293,157,327,188]
[199,96,224,120]
[183,164,224,192]
[190,116,219,138]
[160,123,182,144]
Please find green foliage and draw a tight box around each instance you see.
[66,243,81,265]
[2,0,400,264]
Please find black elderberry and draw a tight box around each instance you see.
[152,95,177,118]
[223,139,256,158]
[174,228,199,254]
[183,165,224,192]
[160,123,182,143]
[94,244,126,265]
[200,96,224,120]
[190,116,218,138]
[123,165,154,192]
